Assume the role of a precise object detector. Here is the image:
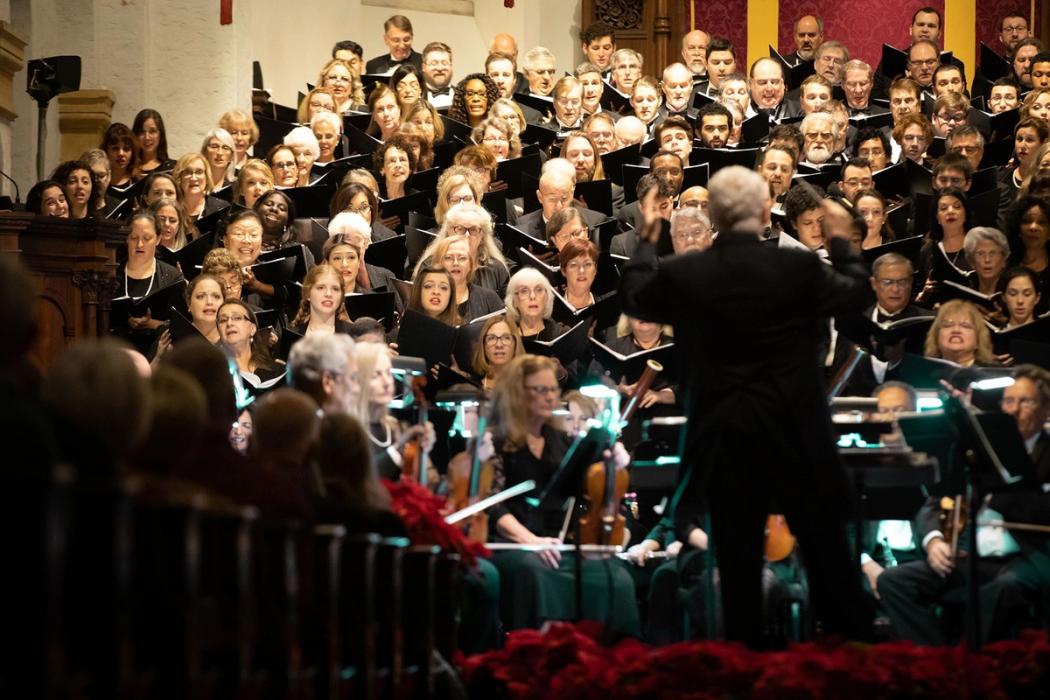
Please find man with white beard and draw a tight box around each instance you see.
[799,112,842,167]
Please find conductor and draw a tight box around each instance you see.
[619,166,875,646]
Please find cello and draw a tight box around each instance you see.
[401,375,430,488]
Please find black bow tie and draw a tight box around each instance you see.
[876,311,897,324]
[430,88,451,97]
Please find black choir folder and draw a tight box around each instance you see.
[935,280,1002,312]
[589,338,676,384]
[551,290,620,333]
[836,314,934,357]
[344,291,397,332]
[522,320,591,367]
[990,316,1050,357]
[109,280,188,331]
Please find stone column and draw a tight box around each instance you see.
[57,89,115,162]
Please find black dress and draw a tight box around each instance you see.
[112,260,186,356]
[458,285,504,322]
[486,424,640,634]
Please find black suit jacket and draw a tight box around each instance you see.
[620,234,873,538]
[915,432,1050,553]
[365,50,423,75]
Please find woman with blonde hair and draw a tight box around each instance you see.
[317,58,365,114]
[401,100,445,146]
[218,109,259,170]
[233,159,274,208]
[489,98,527,137]
[297,86,337,124]
[434,166,484,225]
[352,341,434,480]
[923,300,996,366]
[484,353,639,633]
[172,153,223,219]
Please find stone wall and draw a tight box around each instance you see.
[3,0,582,198]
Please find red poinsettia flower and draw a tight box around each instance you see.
[382,477,489,568]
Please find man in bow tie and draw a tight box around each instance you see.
[423,42,454,109]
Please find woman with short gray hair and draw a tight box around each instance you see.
[963,226,1010,296]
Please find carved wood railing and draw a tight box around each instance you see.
[0,213,125,370]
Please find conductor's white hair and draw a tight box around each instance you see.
[287,333,355,383]
[708,166,767,234]
[670,206,711,234]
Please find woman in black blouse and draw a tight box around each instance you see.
[431,235,503,322]
[114,211,185,352]
[484,354,639,633]
[217,299,280,384]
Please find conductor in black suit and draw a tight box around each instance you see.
[619,166,875,646]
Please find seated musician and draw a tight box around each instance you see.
[878,365,1050,644]
[350,341,434,481]
[484,354,640,635]
[858,382,921,603]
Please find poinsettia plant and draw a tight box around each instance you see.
[459,622,1050,699]
[383,477,489,568]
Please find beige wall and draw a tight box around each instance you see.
[5,0,582,198]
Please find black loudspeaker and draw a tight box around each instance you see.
[26,55,81,105]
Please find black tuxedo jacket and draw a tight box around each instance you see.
[620,234,873,538]
[915,432,1050,553]
[365,50,423,75]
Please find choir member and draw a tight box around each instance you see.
[132,108,175,176]
[25,180,69,218]
[434,166,483,225]
[367,84,403,141]
[201,128,236,187]
[923,300,996,367]
[504,268,566,341]
[326,212,398,294]
[417,202,510,294]
[999,267,1042,329]
[296,86,337,124]
[330,181,397,242]
[311,111,343,165]
[100,122,138,189]
[218,109,259,170]
[184,274,226,344]
[217,299,279,382]
[318,58,364,113]
[265,145,299,188]
[390,63,425,113]
[401,100,444,147]
[558,238,599,310]
[471,314,524,391]
[282,126,320,187]
[51,160,94,219]
[374,135,416,199]
[963,227,1010,297]
[406,265,460,326]
[431,234,503,322]
[1005,196,1050,313]
[289,264,352,337]
[149,198,195,251]
[232,159,274,208]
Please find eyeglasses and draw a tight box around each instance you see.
[515,286,547,298]
[465,90,488,99]
[229,229,262,241]
[349,203,372,214]
[484,333,514,346]
[526,384,561,397]
[877,278,912,289]
[1001,396,1039,410]
[564,260,596,272]
[325,75,351,84]
[442,254,470,264]
[451,224,484,237]
[555,227,590,241]
[482,134,508,144]
[843,178,873,188]
[673,228,709,241]
[448,193,475,205]
[909,58,938,68]
[936,112,967,123]
[218,313,250,324]
[207,143,234,153]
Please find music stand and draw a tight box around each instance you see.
[526,424,610,622]
[942,395,1037,649]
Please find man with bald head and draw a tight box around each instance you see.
[615,115,647,148]
[490,32,530,95]
[659,62,699,122]
[514,165,606,241]
[786,15,823,66]
[748,57,797,120]
[681,29,710,79]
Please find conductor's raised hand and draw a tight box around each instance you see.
[821,197,856,242]
[638,187,663,245]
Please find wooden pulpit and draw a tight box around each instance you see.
[0,213,126,371]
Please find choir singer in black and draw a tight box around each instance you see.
[619,166,875,647]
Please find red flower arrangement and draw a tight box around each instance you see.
[459,622,1050,699]
[382,477,489,568]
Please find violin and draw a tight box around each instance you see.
[578,360,662,546]
[401,375,430,488]
[447,402,494,543]
[939,494,968,560]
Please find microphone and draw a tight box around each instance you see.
[0,168,20,203]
